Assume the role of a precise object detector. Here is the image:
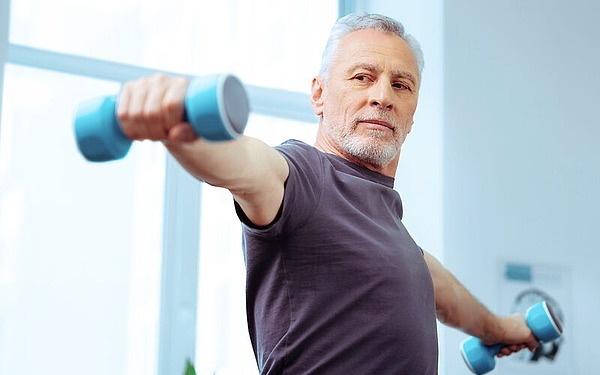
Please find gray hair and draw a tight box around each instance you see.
[318,13,424,81]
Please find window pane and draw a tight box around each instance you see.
[10,0,338,93]
[0,65,165,375]
[196,115,317,375]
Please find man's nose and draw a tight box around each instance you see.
[369,81,394,110]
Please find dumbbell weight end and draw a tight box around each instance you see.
[460,338,503,374]
[74,96,131,162]
[184,74,249,141]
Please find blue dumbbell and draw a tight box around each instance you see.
[74,73,250,162]
[460,300,563,374]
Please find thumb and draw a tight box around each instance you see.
[167,123,198,142]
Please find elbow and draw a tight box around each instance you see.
[435,304,455,326]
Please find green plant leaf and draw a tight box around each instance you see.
[184,358,196,375]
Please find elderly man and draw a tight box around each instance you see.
[116,12,537,375]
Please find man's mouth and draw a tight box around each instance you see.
[359,119,394,131]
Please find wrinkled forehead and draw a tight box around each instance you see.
[335,29,420,82]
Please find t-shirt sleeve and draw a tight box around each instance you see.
[235,140,324,238]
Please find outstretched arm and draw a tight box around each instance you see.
[116,74,289,227]
[423,251,539,356]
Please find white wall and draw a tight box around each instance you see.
[444,0,600,374]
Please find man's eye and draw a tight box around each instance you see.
[354,75,370,81]
[393,82,410,91]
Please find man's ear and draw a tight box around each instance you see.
[310,77,324,116]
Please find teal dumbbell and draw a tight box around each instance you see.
[460,301,563,374]
[74,73,250,162]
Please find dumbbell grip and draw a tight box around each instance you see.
[74,74,249,162]
[484,342,504,356]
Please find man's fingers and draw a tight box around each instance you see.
[496,343,529,357]
[116,74,189,141]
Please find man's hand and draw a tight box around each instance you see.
[486,314,539,357]
[116,74,197,143]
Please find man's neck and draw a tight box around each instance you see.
[314,136,399,178]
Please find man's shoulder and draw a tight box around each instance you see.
[275,139,324,166]
[276,139,315,153]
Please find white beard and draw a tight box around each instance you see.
[330,114,408,168]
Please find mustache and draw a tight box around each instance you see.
[353,112,400,130]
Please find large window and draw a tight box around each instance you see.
[0,64,165,375]
[1,1,338,374]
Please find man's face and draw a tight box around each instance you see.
[312,28,420,172]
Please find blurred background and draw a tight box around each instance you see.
[0,0,597,374]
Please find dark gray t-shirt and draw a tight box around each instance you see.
[236,140,438,374]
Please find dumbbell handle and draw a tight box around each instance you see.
[461,301,563,374]
[74,73,249,162]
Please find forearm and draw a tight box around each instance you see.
[424,252,538,351]
[166,136,265,188]
[165,135,288,226]
[436,277,500,343]
[424,252,501,342]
